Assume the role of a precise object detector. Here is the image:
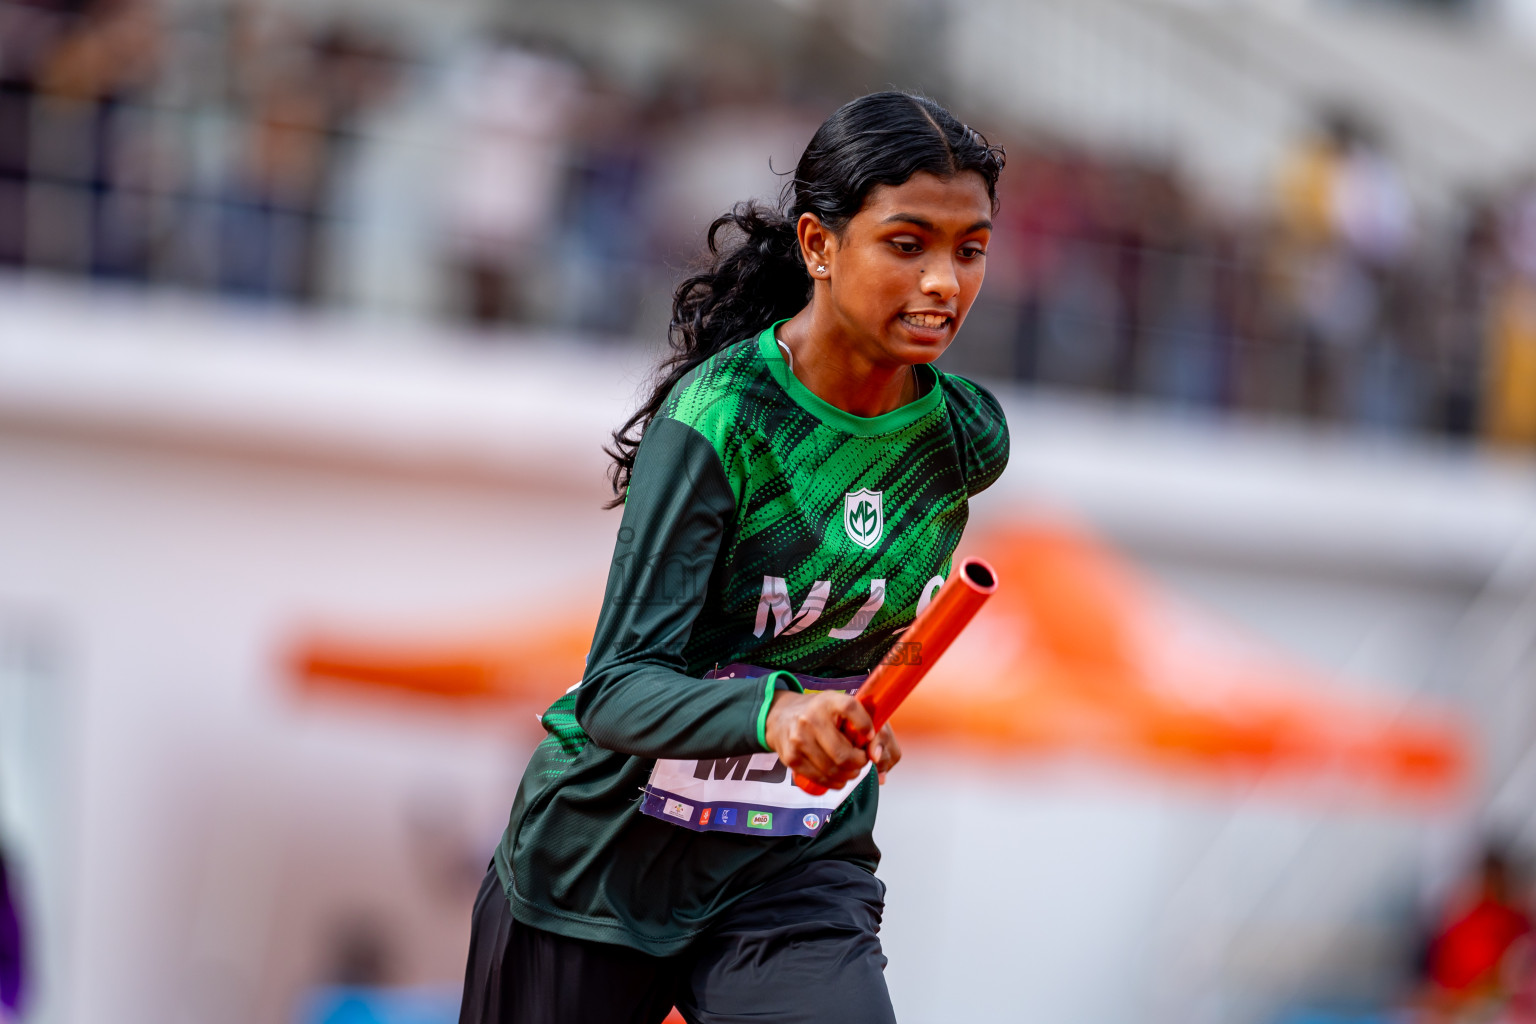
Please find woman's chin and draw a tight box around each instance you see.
[891,318,953,355]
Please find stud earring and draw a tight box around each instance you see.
[816,265,826,273]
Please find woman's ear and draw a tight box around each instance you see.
[797,212,834,280]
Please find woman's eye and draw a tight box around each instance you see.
[960,245,988,259]
[892,240,923,254]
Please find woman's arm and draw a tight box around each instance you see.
[571,417,786,760]
[573,411,908,789]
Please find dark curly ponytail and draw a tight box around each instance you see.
[604,91,1005,505]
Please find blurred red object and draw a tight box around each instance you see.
[1428,849,1531,997]
[1431,899,1530,992]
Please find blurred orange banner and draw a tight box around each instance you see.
[289,517,1469,800]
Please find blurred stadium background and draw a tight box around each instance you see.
[3,0,1536,1021]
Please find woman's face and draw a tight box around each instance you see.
[811,169,993,366]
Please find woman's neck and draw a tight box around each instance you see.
[774,307,919,418]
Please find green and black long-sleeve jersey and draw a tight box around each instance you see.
[494,322,1010,956]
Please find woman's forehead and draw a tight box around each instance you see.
[856,171,993,228]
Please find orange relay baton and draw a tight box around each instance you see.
[792,557,998,795]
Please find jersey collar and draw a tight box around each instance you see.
[756,321,943,437]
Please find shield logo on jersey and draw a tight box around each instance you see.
[843,489,884,550]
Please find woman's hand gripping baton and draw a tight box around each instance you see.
[792,557,999,795]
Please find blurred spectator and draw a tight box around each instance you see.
[0,0,1535,452]
[1277,113,1350,251]
[0,839,23,1022]
[1333,124,1414,269]
[1274,111,1416,427]
[1484,179,1536,448]
[439,34,582,328]
[641,88,821,261]
[1420,845,1533,1020]
[31,0,168,279]
[553,77,655,335]
[218,9,397,302]
[1003,148,1119,391]
[217,7,331,300]
[1427,199,1498,437]
[0,0,69,267]
[1484,276,1536,448]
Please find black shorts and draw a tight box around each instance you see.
[458,859,897,1024]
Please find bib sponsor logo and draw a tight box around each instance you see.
[803,813,821,830]
[662,799,693,822]
[844,489,884,550]
[699,808,712,825]
[747,811,773,830]
[718,808,737,826]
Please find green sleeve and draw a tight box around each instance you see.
[571,416,788,758]
[943,373,1011,496]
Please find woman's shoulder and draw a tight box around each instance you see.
[658,334,772,441]
[935,368,1008,432]
[933,368,1011,496]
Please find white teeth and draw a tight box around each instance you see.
[902,313,949,329]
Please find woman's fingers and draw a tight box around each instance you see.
[837,698,876,749]
[817,696,867,765]
[871,724,901,784]
[785,713,843,783]
[868,727,897,785]
[794,715,864,789]
[768,690,871,789]
[769,691,839,783]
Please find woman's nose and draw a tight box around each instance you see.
[920,259,959,301]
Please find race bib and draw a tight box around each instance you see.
[639,664,870,837]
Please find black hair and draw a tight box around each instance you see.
[603,91,1005,505]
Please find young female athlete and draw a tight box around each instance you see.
[459,91,1009,1024]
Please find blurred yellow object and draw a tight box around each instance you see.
[287,518,1468,799]
[1277,137,1343,247]
[1485,279,1536,448]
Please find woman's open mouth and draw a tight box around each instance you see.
[900,312,952,331]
